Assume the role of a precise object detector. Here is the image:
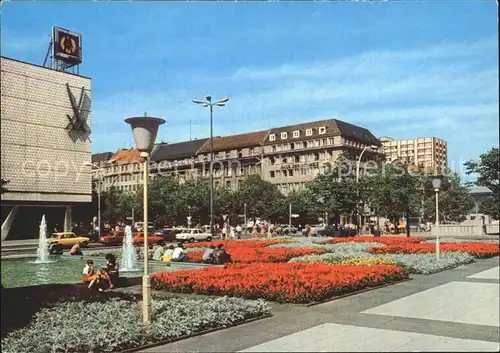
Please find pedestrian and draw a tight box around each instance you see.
[235,224,242,239]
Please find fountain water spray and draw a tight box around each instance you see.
[35,214,53,264]
[121,225,138,271]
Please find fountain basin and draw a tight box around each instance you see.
[1,256,204,288]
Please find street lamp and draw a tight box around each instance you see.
[355,145,377,234]
[125,115,165,324]
[84,161,103,238]
[192,96,229,237]
[244,203,247,237]
[432,177,442,260]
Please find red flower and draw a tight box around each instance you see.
[320,236,425,246]
[151,262,408,303]
[366,242,500,258]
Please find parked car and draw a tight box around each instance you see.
[175,228,213,243]
[132,232,164,247]
[99,231,124,246]
[47,232,90,254]
[154,229,176,242]
[317,226,336,237]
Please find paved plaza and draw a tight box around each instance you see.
[141,257,500,352]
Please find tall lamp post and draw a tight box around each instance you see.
[192,96,229,237]
[125,115,165,324]
[355,145,377,234]
[432,177,442,260]
[84,162,103,237]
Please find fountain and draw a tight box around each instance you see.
[34,215,55,264]
[120,225,138,271]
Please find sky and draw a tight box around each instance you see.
[1,1,498,180]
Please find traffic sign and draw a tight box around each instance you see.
[291,214,300,218]
[187,216,192,221]
[222,214,228,221]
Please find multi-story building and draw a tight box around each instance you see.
[262,119,381,195]
[196,131,269,190]
[1,57,92,240]
[380,136,448,173]
[150,138,209,183]
[100,149,143,193]
[91,118,381,196]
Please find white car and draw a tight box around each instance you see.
[175,228,213,243]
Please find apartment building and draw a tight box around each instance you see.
[196,131,269,190]
[92,118,381,195]
[99,149,143,193]
[150,138,209,183]
[262,119,381,195]
[380,136,448,173]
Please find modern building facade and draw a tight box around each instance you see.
[1,57,92,240]
[380,136,448,173]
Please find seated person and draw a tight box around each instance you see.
[70,242,83,256]
[83,260,112,291]
[172,243,188,262]
[202,245,216,264]
[153,241,165,261]
[103,254,119,286]
[213,244,232,265]
[82,260,95,283]
[162,245,175,262]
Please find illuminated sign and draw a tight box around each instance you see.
[53,27,82,65]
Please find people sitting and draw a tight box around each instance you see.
[103,253,119,287]
[202,245,216,264]
[82,259,113,291]
[213,244,232,265]
[172,243,188,262]
[152,241,165,261]
[70,242,83,256]
[162,245,175,262]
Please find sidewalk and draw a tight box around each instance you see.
[140,257,500,352]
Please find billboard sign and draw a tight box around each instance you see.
[53,26,82,65]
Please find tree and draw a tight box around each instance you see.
[235,175,287,222]
[464,147,499,196]
[422,171,475,223]
[479,196,499,221]
[101,186,125,225]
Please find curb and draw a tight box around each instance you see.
[119,313,273,353]
[306,277,411,307]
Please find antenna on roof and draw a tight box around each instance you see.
[144,111,147,117]
[190,119,192,141]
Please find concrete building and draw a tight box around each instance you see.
[380,136,448,173]
[262,119,381,195]
[1,57,92,240]
[100,149,143,193]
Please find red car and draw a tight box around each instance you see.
[132,232,164,247]
[99,231,124,246]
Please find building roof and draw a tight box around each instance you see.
[91,152,113,166]
[110,149,142,164]
[264,118,380,145]
[1,56,91,80]
[150,138,209,162]
[197,130,269,154]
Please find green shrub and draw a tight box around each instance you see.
[2,296,270,353]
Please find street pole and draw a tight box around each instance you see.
[131,207,134,228]
[142,153,151,323]
[289,203,292,235]
[435,189,440,260]
[355,145,376,236]
[97,176,101,237]
[209,103,214,238]
[244,203,247,237]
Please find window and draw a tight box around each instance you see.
[269,134,276,141]
[270,171,275,178]
[293,130,300,138]
[283,170,288,177]
[306,128,313,136]
[319,126,326,134]
[281,132,288,140]
[289,170,294,177]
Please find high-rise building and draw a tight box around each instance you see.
[379,136,448,173]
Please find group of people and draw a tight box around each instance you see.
[152,242,190,262]
[202,244,232,265]
[82,253,119,291]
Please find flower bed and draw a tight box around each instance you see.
[151,262,409,303]
[2,296,270,353]
[367,242,500,258]
[184,240,282,249]
[290,249,476,275]
[187,247,324,264]
[320,236,425,245]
